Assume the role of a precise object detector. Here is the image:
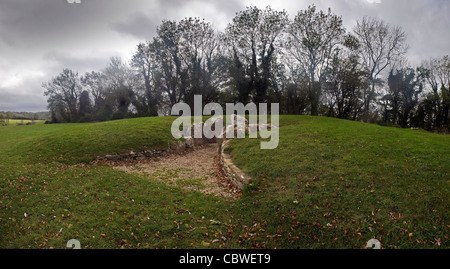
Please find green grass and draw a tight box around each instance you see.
[2,119,46,126]
[0,116,448,249]
[229,116,449,248]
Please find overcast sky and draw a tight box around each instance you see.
[0,0,449,112]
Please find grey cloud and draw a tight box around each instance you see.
[262,0,449,65]
[321,0,450,65]
[43,50,120,74]
[0,93,47,112]
[109,0,245,39]
[0,0,448,112]
[0,0,144,112]
[110,11,160,40]
[0,83,48,112]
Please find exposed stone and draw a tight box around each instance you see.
[96,141,192,162]
[247,123,258,134]
[97,120,254,192]
[218,139,250,190]
[113,144,240,199]
[230,114,249,126]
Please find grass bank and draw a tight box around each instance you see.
[0,116,448,249]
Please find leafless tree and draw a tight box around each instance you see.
[43,69,83,122]
[225,6,288,105]
[353,16,408,122]
[285,5,345,116]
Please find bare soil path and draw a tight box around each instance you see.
[112,144,241,199]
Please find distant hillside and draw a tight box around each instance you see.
[0,111,50,121]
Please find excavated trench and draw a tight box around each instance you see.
[96,116,258,199]
[111,142,242,199]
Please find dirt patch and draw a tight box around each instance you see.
[111,144,241,199]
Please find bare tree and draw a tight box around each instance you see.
[178,17,222,107]
[152,20,186,108]
[103,57,138,91]
[102,57,139,119]
[285,5,345,116]
[131,42,160,116]
[323,34,367,119]
[353,16,408,122]
[81,71,106,111]
[43,69,83,122]
[225,6,288,105]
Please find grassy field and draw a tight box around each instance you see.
[1,119,46,126]
[0,116,448,249]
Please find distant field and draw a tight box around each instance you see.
[1,119,46,126]
[0,116,448,249]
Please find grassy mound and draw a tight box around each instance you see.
[0,117,176,164]
[228,115,449,248]
[0,115,448,249]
